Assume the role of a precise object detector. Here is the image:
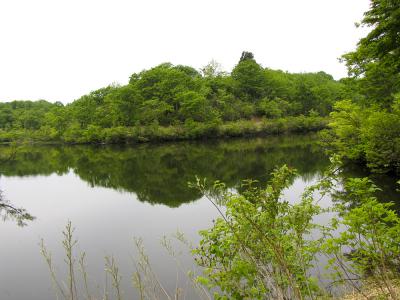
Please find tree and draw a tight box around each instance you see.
[231,52,266,102]
[342,0,400,105]
[69,86,117,128]
[239,51,255,62]
[138,99,173,125]
[178,90,220,123]
[200,59,224,78]
[103,85,142,126]
[0,105,14,129]
[132,63,203,120]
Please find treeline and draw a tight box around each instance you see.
[0,53,356,143]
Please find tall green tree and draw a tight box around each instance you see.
[231,51,266,102]
[130,63,203,122]
[342,0,400,105]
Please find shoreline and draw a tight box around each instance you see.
[0,116,328,145]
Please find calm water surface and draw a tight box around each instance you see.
[0,134,398,299]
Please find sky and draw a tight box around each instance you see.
[0,0,371,104]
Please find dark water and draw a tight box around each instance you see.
[0,134,398,299]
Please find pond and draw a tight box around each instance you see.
[0,134,398,299]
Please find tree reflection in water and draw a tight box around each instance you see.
[0,189,34,226]
[0,134,328,207]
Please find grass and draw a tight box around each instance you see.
[40,223,208,300]
[341,280,400,300]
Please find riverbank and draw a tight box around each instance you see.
[0,115,328,145]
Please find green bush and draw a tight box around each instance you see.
[193,162,400,299]
[362,111,400,173]
[322,99,400,173]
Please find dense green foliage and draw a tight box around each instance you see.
[323,0,400,175]
[194,166,323,299]
[321,99,400,174]
[0,114,328,144]
[193,162,400,299]
[342,0,400,106]
[0,53,353,144]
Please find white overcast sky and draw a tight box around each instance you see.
[0,0,371,104]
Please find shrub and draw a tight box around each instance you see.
[193,162,400,299]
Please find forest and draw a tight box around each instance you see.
[0,52,351,144]
[1,42,398,175]
[0,12,398,175]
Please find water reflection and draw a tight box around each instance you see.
[341,163,400,210]
[0,134,398,300]
[0,135,329,207]
[0,190,34,226]
[0,149,34,225]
